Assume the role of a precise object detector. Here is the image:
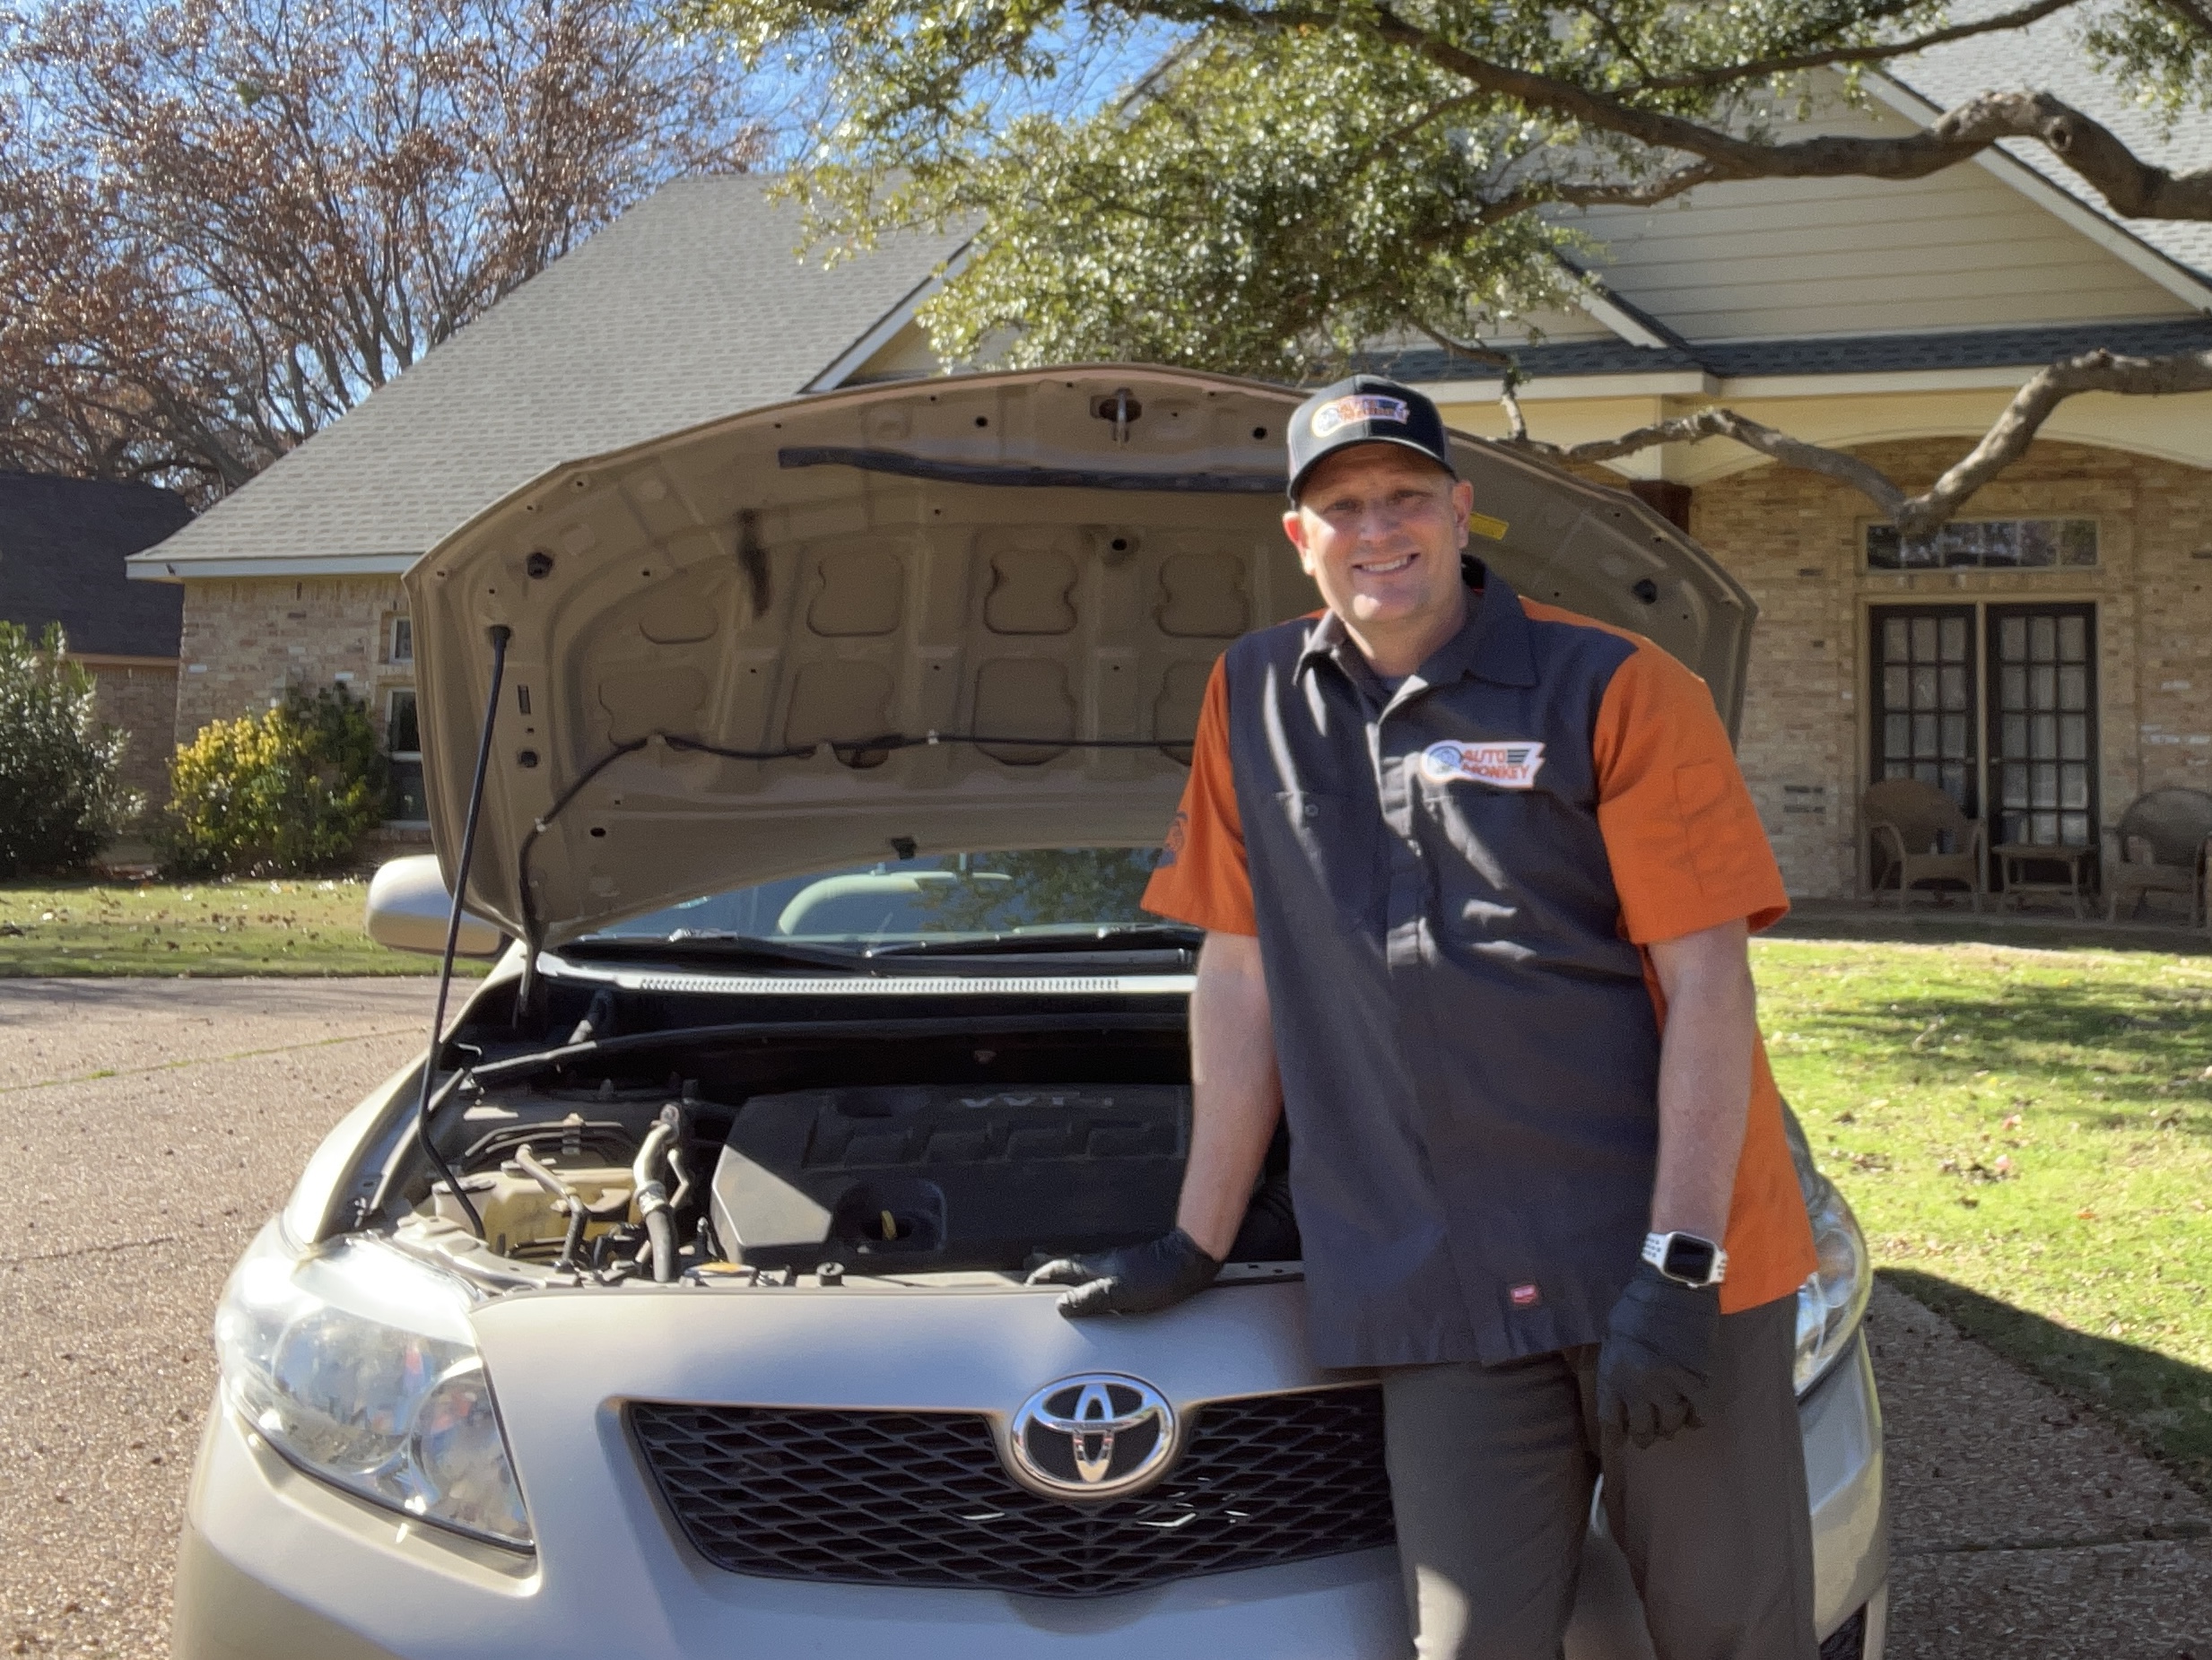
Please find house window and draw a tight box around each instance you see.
[388,616,414,664]
[388,688,427,822]
[1866,517,2097,570]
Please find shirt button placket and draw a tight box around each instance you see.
[1376,730,1425,972]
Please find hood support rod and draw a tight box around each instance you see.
[414,623,511,1238]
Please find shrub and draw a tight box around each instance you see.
[0,619,135,875]
[163,685,391,876]
[0,621,136,876]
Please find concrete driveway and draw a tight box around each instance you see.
[2,978,2208,1659]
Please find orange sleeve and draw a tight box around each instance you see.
[1593,639,1788,943]
[1140,658,1257,935]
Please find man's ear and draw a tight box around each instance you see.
[1282,507,1318,577]
[1450,479,1476,547]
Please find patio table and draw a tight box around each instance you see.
[1993,841,2095,921]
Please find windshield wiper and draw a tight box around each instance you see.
[864,925,1201,959]
[563,932,875,972]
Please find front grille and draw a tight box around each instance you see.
[631,1387,1396,1598]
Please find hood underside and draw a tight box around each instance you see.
[407,366,1754,948]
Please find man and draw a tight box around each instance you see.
[1029,376,1821,1660]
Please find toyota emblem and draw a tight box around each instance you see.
[1007,1374,1177,1499]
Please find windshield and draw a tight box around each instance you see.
[577,847,1169,944]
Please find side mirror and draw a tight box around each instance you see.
[364,855,508,957]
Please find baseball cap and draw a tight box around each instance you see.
[1285,374,1456,502]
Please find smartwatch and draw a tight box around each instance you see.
[1642,1230,1729,1289]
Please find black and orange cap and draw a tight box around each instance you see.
[1286,374,1455,502]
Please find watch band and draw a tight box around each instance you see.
[1642,1230,1729,1288]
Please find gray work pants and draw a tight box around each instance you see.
[1380,1293,1816,1660]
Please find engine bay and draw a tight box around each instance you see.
[377,1003,1297,1287]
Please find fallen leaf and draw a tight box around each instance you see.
[2077,1208,2097,1221]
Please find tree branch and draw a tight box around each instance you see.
[1627,0,2083,94]
[1495,347,2212,534]
[1368,7,2212,222]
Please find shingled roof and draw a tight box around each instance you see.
[130,175,965,580]
[0,473,188,657]
[1385,317,2212,387]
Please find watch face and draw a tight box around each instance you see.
[1662,1235,1718,1283]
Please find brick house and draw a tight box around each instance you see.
[1387,27,2212,900]
[129,24,2212,897]
[126,176,964,836]
[1,471,191,809]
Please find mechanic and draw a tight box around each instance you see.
[1029,376,1822,1660]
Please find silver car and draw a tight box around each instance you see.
[175,367,1887,1660]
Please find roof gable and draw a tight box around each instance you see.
[134,176,965,578]
[1558,83,2199,345]
[1886,0,2212,285]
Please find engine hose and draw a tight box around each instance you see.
[631,1118,679,1282]
[515,1146,590,1274]
[558,1204,590,1274]
[642,1204,678,1285]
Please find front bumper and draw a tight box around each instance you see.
[175,1282,1885,1660]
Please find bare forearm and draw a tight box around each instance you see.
[1648,919,1758,1244]
[1176,931,1282,1259]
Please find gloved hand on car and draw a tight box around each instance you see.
[1595,1261,1720,1448]
[1026,1228,1223,1317]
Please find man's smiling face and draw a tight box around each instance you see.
[1283,444,1476,671]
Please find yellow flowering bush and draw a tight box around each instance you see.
[162,687,389,876]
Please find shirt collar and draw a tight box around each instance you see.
[1295,565,1537,691]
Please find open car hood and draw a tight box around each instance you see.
[407,366,1754,949]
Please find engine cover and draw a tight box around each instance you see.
[709,1084,1188,1273]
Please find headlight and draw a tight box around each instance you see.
[214,1223,533,1549]
[1787,1131,1874,1395]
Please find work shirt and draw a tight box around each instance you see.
[1143,572,1818,1368]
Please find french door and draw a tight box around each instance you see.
[1870,606,1978,813]
[1868,602,2098,874]
[1985,604,2096,849]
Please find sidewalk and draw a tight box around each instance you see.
[1874,1282,2212,1658]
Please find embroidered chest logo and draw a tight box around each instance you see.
[1419,740,1547,790]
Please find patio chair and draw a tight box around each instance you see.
[2104,787,2212,925]
[1863,779,1985,910]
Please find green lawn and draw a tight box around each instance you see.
[0,879,482,976]
[1754,937,2212,1493]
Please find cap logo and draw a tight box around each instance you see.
[1311,394,1409,438]
[1420,740,1546,790]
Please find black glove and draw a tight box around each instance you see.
[1026,1229,1223,1317]
[1596,1262,1721,1448]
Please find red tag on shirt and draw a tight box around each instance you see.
[1509,1282,1542,1308]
